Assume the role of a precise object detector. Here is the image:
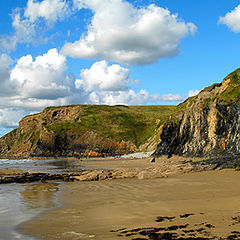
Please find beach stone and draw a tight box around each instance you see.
[74,170,103,181]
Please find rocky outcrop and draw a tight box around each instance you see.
[154,69,240,158]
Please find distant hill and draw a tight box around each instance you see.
[154,68,240,158]
[0,105,179,158]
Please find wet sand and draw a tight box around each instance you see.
[19,169,240,239]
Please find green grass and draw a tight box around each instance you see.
[218,69,240,103]
[2,129,18,149]
[46,105,179,148]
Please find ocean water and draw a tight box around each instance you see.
[0,158,85,240]
[0,158,86,174]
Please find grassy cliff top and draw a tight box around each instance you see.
[202,68,240,103]
[179,68,240,110]
[219,68,240,102]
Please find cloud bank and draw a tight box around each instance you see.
[62,0,197,64]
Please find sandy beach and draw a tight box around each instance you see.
[18,157,240,240]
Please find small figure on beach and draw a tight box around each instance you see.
[151,157,155,163]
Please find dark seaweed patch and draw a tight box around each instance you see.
[205,224,214,229]
[180,213,194,218]
[156,216,176,222]
[110,214,240,239]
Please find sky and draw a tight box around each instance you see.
[0,0,240,136]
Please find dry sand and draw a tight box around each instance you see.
[19,166,240,240]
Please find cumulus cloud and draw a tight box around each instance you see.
[62,0,197,65]
[219,5,240,32]
[10,48,73,100]
[75,60,151,105]
[75,60,130,91]
[0,48,79,114]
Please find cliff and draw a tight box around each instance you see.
[0,105,178,158]
[154,68,240,158]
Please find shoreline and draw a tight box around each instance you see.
[0,156,226,184]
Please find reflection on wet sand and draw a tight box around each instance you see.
[0,182,59,240]
[20,183,59,209]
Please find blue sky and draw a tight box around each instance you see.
[0,0,240,136]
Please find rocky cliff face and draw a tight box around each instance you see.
[154,69,240,158]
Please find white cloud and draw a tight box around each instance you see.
[24,0,70,23]
[10,48,73,100]
[219,5,240,32]
[62,0,197,65]
[0,0,71,51]
[0,35,17,52]
[188,89,199,97]
[152,93,183,102]
[0,54,17,97]
[0,48,81,114]
[12,11,37,44]
[75,60,151,105]
[75,60,130,91]
[88,89,151,105]
[0,108,27,128]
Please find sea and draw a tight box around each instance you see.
[0,158,86,240]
